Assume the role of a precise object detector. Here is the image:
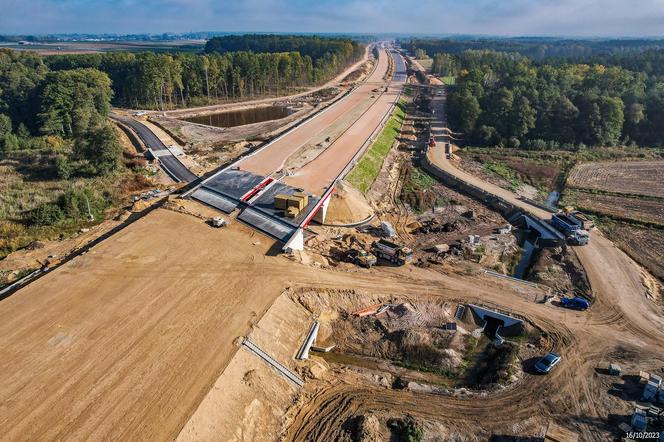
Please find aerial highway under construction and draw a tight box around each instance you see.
[0,40,662,442]
[187,47,407,247]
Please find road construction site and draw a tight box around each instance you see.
[186,47,406,247]
[1,44,663,442]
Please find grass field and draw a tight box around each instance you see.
[438,76,456,85]
[346,100,406,193]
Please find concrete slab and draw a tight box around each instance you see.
[203,169,266,201]
[191,188,239,214]
[468,304,523,328]
[237,207,296,242]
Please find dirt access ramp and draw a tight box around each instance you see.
[0,209,292,441]
[176,291,315,441]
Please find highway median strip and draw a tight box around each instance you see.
[346,99,406,193]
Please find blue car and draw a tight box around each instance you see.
[561,296,589,311]
[534,352,561,374]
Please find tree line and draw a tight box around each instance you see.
[205,34,363,62]
[45,36,365,109]
[438,49,664,149]
[0,49,121,176]
[400,37,664,60]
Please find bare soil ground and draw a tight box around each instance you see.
[325,181,374,225]
[529,246,592,296]
[603,222,664,281]
[3,200,663,441]
[565,190,664,226]
[567,160,664,198]
[0,208,289,441]
[280,278,664,441]
[454,153,542,199]
[294,290,538,389]
[459,151,563,190]
[564,160,664,285]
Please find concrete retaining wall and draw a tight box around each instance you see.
[419,154,522,220]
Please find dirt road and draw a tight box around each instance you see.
[0,209,289,441]
[284,51,405,195]
[283,262,664,441]
[236,49,390,176]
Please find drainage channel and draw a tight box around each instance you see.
[242,338,304,387]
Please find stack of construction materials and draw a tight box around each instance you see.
[275,192,309,218]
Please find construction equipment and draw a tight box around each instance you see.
[562,207,595,230]
[352,303,383,317]
[346,249,377,268]
[631,408,648,431]
[381,220,396,238]
[551,214,590,246]
[371,239,413,265]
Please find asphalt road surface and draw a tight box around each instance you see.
[114,115,197,183]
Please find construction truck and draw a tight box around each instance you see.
[551,213,590,246]
[562,207,595,230]
[371,239,413,265]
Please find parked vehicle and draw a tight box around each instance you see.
[371,239,413,265]
[534,352,561,374]
[551,214,590,245]
[560,296,590,311]
[209,217,227,228]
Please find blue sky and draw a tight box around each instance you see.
[2,0,664,37]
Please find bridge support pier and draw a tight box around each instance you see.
[283,228,304,252]
[312,195,330,225]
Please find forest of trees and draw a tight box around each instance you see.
[204,34,363,61]
[0,49,121,176]
[445,50,664,148]
[45,35,365,109]
[400,37,664,60]
[409,45,664,149]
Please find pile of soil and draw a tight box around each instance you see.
[325,181,374,225]
[529,246,591,296]
[465,341,518,387]
[330,301,470,375]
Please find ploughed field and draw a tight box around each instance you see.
[565,159,664,284]
[564,190,664,226]
[566,160,664,198]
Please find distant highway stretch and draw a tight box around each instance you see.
[112,115,197,183]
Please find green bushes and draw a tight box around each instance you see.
[30,189,109,226]
[346,101,406,193]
